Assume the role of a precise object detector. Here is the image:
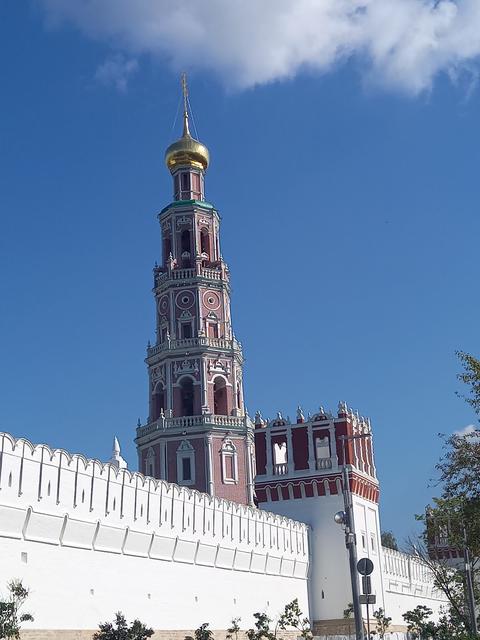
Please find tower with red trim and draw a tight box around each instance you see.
[254,402,382,632]
[135,77,254,506]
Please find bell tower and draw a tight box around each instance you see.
[135,76,255,505]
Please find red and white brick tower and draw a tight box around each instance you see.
[254,402,382,632]
[135,77,254,505]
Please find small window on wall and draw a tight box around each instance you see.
[182,457,192,481]
[225,456,234,478]
[221,439,238,484]
[361,532,367,551]
[176,440,195,485]
[181,323,192,339]
[371,533,377,554]
[208,323,219,338]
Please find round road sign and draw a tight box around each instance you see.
[357,557,374,575]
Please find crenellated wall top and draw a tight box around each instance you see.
[0,432,309,534]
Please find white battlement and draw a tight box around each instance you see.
[382,546,443,596]
[0,432,309,576]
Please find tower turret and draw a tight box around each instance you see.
[135,77,254,505]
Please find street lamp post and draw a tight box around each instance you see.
[334,433,372,640]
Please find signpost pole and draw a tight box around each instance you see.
[340,437,364,640]
[366,600,371,640]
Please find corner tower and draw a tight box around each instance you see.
[135,77,254,505]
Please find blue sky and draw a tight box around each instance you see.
[0,1,479,542]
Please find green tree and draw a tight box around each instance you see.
[246,612,275,640]
[406,533,475,634]
[0,580,34,640]
[278,599,312,640]
[411,353,480,636]
[226,618,241,640]
[380,531,398,551]
[189,623,213,640]
[456,351,480,418]
[343,603,354,619]
[93,612,154,640]
[372,608,391,639]
[246,601,312,640]
[402,606,436,640]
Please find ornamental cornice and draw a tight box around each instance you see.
[146,336,243,362]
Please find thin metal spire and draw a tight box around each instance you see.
[181,72,191,137]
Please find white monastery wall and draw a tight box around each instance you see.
[260,492,352,623]
[259,492,447,629]
[0,433,309,631]
[382,547,447,625]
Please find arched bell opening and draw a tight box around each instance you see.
[181,230,191,267]
[213,376,228,416]
[180,377,194,417]
[200,228,210,261]
[151,384,166,421]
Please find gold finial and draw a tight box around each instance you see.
[181,72,191,137]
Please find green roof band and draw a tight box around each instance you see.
[159,199,215,216]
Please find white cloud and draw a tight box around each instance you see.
[454,424,480,441]
[39,0,480,94]
[94,53,138,92]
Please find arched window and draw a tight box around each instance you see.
[181,230,191,253]
[191,173,201,199]
[181,172,190,197]
[200,228,210,257]
[174,174,180,200]
[163,235,172,263]
[180,377,194,417]
[151,384,165,421]
[213,376,228,415]
[181,230,191,267]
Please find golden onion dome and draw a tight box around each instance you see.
[165,110,210,173]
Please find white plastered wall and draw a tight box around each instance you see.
[0,433,309,631]
[260,492,447,628]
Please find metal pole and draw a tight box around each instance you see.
[366,601,371,640]
[464,526,479,637]
[341,438,364,640]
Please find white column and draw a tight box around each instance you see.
[286,425,294,474]
[265,428,273,476]
[246,431,255,506]
[307,422,315,471]
[231,365,239,417]
[329,424,339,468]
[205,434,214,496]
[166,361,173,414]
[201,359,209,412]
